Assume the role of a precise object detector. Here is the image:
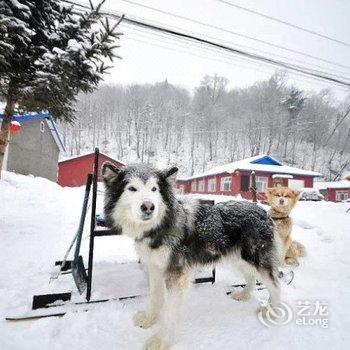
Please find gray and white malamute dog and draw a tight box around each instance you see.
[102,163,282,350]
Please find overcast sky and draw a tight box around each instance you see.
[88,0,350,100]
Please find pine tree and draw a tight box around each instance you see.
[282,87,306,121]
[0,0,122,176]
[281,86,306,158]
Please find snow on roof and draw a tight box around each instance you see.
[272,174,293,179]
[0,112,66,153]
[182,154,322,180]
[59,151,125,165]
[314,180,350,190]
[45,118,66,153]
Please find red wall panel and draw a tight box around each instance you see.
[327,188,350,202]
[177,170,316,198]
[58,153,124,187]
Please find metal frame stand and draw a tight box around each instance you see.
[28,147,216,311]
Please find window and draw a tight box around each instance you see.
[336,190,348,202]
[256,176,268,193]
[198,180,205,192]
[220,176,232,191]
[208,178,216,192]
[40,121,45,133]
[288,179,305,190]
[191,181,197,192]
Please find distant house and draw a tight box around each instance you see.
[314,180,350,202]
[1,112,65,182]
[176,154,322,200]
[58,152,125,187]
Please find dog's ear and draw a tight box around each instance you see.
[163,166,178,184]
[292,189,300,198]
[102,162,120,183]
[266,187,276,196]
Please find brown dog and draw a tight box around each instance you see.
[267,187,306,266]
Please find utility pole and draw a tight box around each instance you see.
[250,171,257,203]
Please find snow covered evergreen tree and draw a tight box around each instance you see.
[281,86,306,159]
[0,0,122,176]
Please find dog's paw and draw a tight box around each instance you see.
[285,257,299,266]
[133,311,157,329]
[144,332,170,350]
[231,290,251,301]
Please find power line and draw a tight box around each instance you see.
[215,0,350,48]
[116,17,350,88]
[69,0,350,79]
[116,0,350,71]
[124,32,274,77]
[122,22,350,84]
[118,8,350,80]
[121,29,349,93]
[80,6,272,77]
[64,0,350,88]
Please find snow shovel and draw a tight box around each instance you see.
[72,173,93,294]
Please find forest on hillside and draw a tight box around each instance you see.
[60,72,350,180]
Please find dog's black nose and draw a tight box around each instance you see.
[141,201,155,214]
[279,198,285,204]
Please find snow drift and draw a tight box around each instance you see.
[0,171,349,349]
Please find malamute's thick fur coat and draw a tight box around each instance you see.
[102,163,282,350]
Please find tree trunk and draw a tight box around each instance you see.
[209,134,213,161]
[190,132,195,176]
[0,96,15,179]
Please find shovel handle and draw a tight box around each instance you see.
[73,173,93,260]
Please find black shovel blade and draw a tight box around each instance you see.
[55,260,73,272]
[32,292,71,310]
[72,256,88,295]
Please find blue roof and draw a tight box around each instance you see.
[0,112,66,152]
[250,155,282,166]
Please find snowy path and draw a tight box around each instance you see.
[1,172,350,350]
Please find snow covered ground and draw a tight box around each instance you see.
[1,171,350,350]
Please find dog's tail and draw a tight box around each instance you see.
[289,240,306,258]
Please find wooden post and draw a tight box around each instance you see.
[250,171,257,203]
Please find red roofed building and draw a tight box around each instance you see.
[176,154,321,200]
[314,180,350,202]
[58,152,125,187]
